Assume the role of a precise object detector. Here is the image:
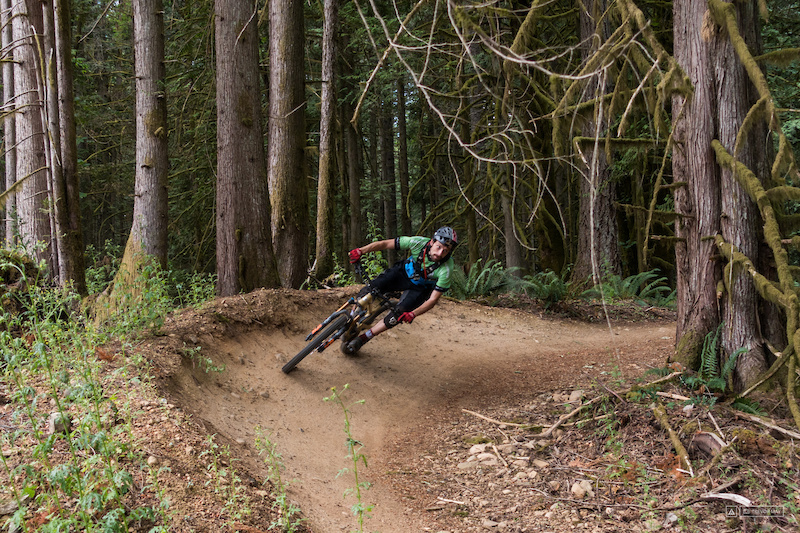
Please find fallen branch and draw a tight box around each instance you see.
[461,409,529,428]
[653,402,693,476]
[727,408,800,440]
[657,391,690,402]
[491,443,509,468]
[700,492,751,507]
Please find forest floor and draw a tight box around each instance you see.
[36,288,800,532]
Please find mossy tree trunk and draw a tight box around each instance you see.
[672,0,771,388]
[115,0,168,286]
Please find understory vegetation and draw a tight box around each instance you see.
[0,247,762,533]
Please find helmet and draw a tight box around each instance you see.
[433,226,458,248]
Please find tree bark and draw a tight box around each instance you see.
[14,0,54,273]
[216,0,280,295]
[2,0,16,244]
[46,0,87,294]
[268,0,308,288]
[120,0,169,275]
[672,0,768,387]
[343,96,363,252]
[571,1,621,286]
[397,77,412,236]
[312,0,339,280]
[380,99,397,262]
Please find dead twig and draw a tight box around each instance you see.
[652,402,693,477]
[461,409,529,428]
[462,372,684,440]
[491,443,509,468]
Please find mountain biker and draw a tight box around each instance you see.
[344,226,458,354]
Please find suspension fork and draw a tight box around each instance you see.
[305,299,355,341]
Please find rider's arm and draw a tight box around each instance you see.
[412,289,443,317]
[357,239,396,254]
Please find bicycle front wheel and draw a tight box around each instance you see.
[282,314,350,373]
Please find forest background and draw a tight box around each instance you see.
[2,0,800,404]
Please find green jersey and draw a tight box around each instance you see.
[396,236,454,292]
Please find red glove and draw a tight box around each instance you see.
[349,248,363,263]
[398,311,416,324]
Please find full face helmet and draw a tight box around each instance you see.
[433,226,458,249]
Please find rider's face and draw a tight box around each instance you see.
[428,240,452,262]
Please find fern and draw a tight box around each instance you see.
[450,259,516,299]
[580,269,673,305]
[694,324,745,393]
[731,397,765,415]
[721,347,746,379]
[521,270,569,307]
[699,323,723,381]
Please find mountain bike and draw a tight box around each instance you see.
[281,262,398,374]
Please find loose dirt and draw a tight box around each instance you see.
[139,287,682,532]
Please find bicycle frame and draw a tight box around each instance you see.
[304,262,396,352]
[282,262,399,373]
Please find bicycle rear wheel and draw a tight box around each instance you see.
[282,314,350,373]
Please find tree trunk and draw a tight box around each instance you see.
[268,0,308,288]
[571,1,621,286]
[2,0,16,244]
[312,0,339,280]
[47,0,86,294]
[397,77,412,236]
[380,99,397,262]
[672,0,768,388]
[714,1,768,388]
[216,0,280,296]
[14,0,54,273]
[343,97,363,252]
[119,0,168,276]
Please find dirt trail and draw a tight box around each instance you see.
[158,289,675,532]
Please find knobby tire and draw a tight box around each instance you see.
[282,314,350,373]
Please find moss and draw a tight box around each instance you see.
[674,329,703,370]
[464,435,493,445]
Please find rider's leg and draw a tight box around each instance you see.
[352,287,429,346]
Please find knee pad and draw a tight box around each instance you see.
[383,312,400,329]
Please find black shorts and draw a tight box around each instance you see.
[359,261,435,312]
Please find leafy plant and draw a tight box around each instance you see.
[360,213,389,280]
[200,435,251,525]
[520,269,571,307]
[324,384,373,533]
[450,259,519,300]
[581,269,675,307]
[0,252,167,531]
[255,427,305,532]
[181,344,225,373]
[683,323,745,397]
